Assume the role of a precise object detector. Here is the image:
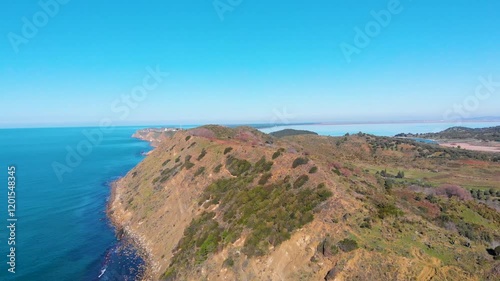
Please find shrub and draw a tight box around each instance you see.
[197,148,207,160]
[292,157,309,168]
[223,257,234,267]
[185,135,191,141]
[309,166,318,174]
[194,167,206,177]
[183,161,195,170]
[162,159,171,166]
[272,148,285,159]
[213,164,222,173]
[434,184,472,201]
[226,156,251,176]
[384,179,394,190]
[161,268,176,281]
[223,147,233,155]
[338,238,358,252]
[254,156,273,173]
[258,173,272,185]
[293,175,309,188]
[377,203,402,219]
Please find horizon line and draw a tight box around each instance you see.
[1,119,500,130]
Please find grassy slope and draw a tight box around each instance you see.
[112,127,500,281]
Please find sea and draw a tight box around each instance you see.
[0,121,498,281]
[0,126,153,281]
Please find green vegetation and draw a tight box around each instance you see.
[293,175,309,188]
[337,238,358,252]
[226,156,252,176]
[309,166,318,174]
[162,159,171,166]
[254,156,273,173]
[213,164,222,173]
[223,147,233,155]
[223,256,234,267]
[185,135,191,141]
[197,148,207,161]
[272,148,285,159]
[292,157,309,168]
[183,160,195,170]
[396,126,500,142]
[258,172,272,185]
[270,129,318,138]
[194,167,205,177]
[164,156,332,276]
[376,202,403,219]
[156,163,182,185]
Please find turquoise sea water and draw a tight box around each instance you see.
[259,122,500,137]
[0,127,152,281]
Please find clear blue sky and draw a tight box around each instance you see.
[1,0,499,128]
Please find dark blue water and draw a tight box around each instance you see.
[0,127,152,281]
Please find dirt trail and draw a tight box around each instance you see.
[411,248,441,281]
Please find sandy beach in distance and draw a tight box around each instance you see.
[439,141,500,153]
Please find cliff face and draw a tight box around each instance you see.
[110,126,500,281]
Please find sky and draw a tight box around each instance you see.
[1,0,499,128]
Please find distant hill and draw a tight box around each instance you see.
[270,129,318,138]
[396,126,500,141]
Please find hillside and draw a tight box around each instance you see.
[109,126,500,281]
[270,129,318,138]
[396,126,500,142]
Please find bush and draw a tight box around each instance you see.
[213,164,222,173]
[338,238,358,252]
[272,148,285,159]
[226,156,251,176]
[223,147,233,155]
[197,148,207,160]
[258,173,272,185]
[223,257,234,267]
[377,203,402,219]
[434,184,472,201]
[183,161,195,170]
[384,179,394,190]
[194,167,205,177]
[293,175,309,188]
[254,156,273,173]
[185,135,191,141]
[309,166,318,174]
[292,157,309,168]
[161,268,176,281]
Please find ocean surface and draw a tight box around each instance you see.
[259,122,500,137]
[0,127,152,281]
[0,122,498,281]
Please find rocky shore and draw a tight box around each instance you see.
[107,179,157,281]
